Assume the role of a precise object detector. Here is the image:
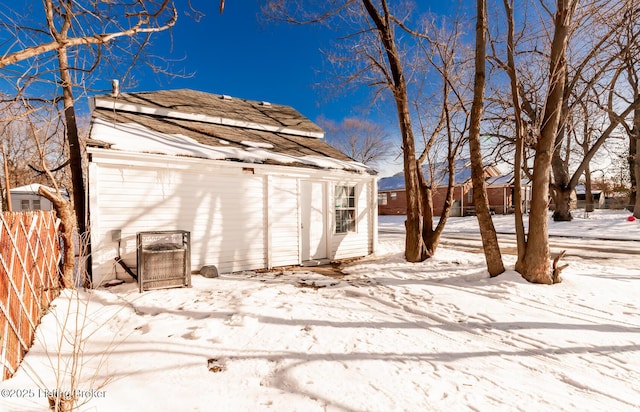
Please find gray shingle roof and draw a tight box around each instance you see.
[88,89,375,174]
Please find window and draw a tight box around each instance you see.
[32,199,41,210]
[335,185,356,233]
[390,192,397,200]
[21,200,30,210]
[378,193,388,206]
[467,188,473,203]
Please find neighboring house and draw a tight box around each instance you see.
[575,184,605,209]
[10,184,69,211]
[378,160,526,216]
[484,174,532,215]
[86,89,378,286]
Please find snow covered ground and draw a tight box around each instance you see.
[1,210,640,411]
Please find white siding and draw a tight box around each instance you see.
[10,194,53,211]
[88,149,378,285]
[90,159,265,285]
[268,177,300,267]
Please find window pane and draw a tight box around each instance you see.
[335,186,346,208]
[21,200,29,210]
[335,185,356,233]
[32,199,41,210]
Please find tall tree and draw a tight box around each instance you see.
[266,0,472,262]
[518,0,578,283]
[510,0,640,222]
[616,1,640,217]
[358,0,426,261]
[499,0,528,268]
[468,0,505,276]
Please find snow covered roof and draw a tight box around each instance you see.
[10,183,69,197]
[575,184,602,195]
[378,159,500,191]
[485,174,533,187]
[88,89,375,174]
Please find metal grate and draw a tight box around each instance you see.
[136,230,191,292]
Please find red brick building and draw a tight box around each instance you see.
[378,162,529,216]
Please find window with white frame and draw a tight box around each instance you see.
[20,200,30,210]
[32,199,41,210]
[335,185,356,233]
[378,193,388,206]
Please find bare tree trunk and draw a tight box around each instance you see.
[630,133,637,213]
[469,0,504,277]
[521,0,576,284]
[584,164,595,212]
[420,155,459,257]
[502,0,527,270]
[632,109,640,217]
[419,171,437,257]
[362,0,428,262]
[39,187,76,288]
[550,81,574,222]
[56,47,86,236]
[634,149,640,218]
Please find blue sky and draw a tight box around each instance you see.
[123,3,367,123]
[123,1,464,124]
[113,1,467,176]
[1,1,469,176]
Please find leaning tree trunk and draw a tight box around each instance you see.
[418,167,437,258]
[469,0,505,277]
[520,0,575,284]
[362,0,429,262]
[39,187,76,288]
[420,156,459,258]
[57,47,86,236]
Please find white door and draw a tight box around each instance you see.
[301,181,327,261]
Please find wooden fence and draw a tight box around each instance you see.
[0,211,61,381]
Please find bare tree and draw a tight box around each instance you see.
[0,1,179,241]
[412,11,475,259]
[265,0,476,262]
[615,1,640,217]
[0,102,70,207]
[318,117,393,166]
[496,0,528,268]
[497,0,640,222]
[491,0,578,283]
[468,0,505,277]
[518,0,577,283]
[549,2,640,221]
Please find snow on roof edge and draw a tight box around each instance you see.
[89,118,375,175]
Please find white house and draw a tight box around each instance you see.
[10,184,69,211]
[86,89,378,286]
